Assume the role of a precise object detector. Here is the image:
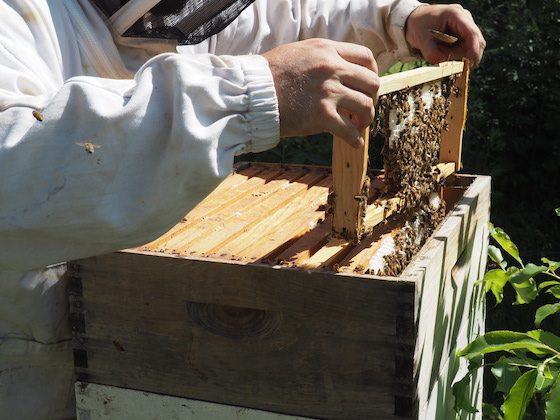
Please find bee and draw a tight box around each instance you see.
[32,110,44,122]
[327,191,336,207]
[76,141,101,154]
[354,194,367,203]
[452,86,461,98]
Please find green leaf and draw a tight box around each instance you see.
[492,356,522,394]
[501,370,537,420]
[536,369,556,392]
[539,280,560,291]
[452,372,478,414]
[546,376,560,420]
[547,286,560,299]
[484,269,510,304]
[489,245,508,269]
[458,331,555,359]
[538,363,554,380]
[507,266,520,279]
[542,258,560,273]
[509,351,541,368]
[526,330,560,353]
[536,365,559,392]
[535,303,560,328]
[468,354,484,371]
[509,263,546,304]
[556,207,560,217]
[489,223,523,266]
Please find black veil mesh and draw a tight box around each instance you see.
[94,0,125,17]
[94,0,256,45]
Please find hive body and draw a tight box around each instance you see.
[71,166,489,419]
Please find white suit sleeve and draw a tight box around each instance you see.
[196,0,425,73]
[0,4,278,271]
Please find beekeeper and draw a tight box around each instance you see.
[0,0,485,418]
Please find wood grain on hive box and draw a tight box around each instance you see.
[70,164,490,420]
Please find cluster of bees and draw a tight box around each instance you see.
[380,195,446,276]
[369,76,457,276]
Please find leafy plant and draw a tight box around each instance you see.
[453,212,560,419]
[431,0,560,258]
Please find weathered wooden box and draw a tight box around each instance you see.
[70,163,489,419]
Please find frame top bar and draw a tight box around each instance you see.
[378,61,465,96]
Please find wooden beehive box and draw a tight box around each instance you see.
[70,63,489,419]
[70,166,489,419]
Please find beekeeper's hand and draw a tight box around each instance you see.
[262,39,379,148]
[405,4,486,68]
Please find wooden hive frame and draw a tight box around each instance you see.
[332,60,470,241]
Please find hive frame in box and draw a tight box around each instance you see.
[69,172,490,419]
[332,60,470,241]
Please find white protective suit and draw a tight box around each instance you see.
[0,0,422,418]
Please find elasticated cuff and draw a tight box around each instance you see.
[238,54,280,154]
[389,0,427,61]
